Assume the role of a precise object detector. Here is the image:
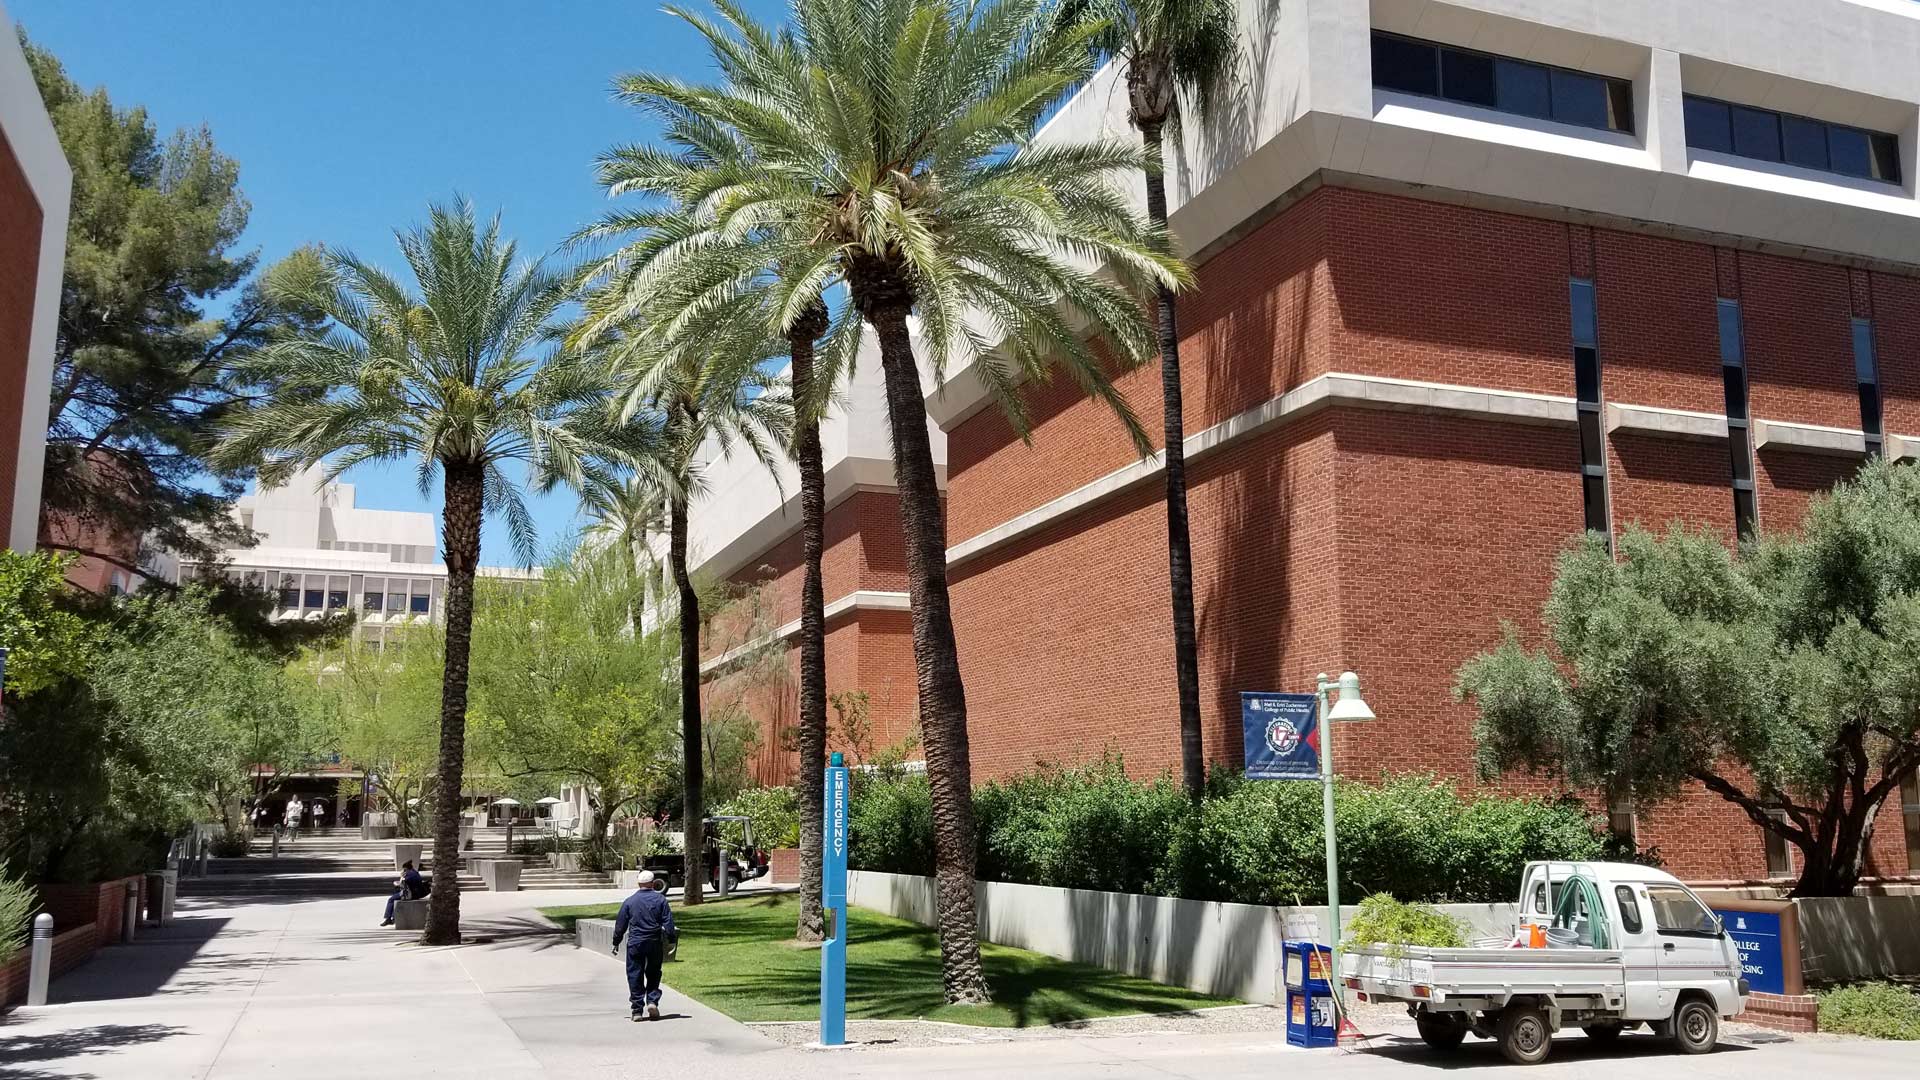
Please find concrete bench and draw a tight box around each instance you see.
[473,859,521,891]
[393,898,430,931]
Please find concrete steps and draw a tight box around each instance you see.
[183,826,613,898]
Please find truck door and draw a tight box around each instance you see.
[1609,883,1668,1020]
[1646,884,1728,1007]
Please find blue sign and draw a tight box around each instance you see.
[820,753,850,1046]
[1242,692,1320,780]
[1713,907,1785,996]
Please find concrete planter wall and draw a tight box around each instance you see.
[847,871,1519,1004]
[475,860,522,892]
[391,842,423,871]
[547,852,584,872]
[1795,895,1920,983]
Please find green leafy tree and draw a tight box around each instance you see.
[212,199,634,944]
[0,551,99,696]
[296,632,445,839]
[600,0,1188,1002]
[1047,0,1236,800]
[468,549,680,839]
[1458,457,1920,897]
[88,589,316,835]
[21,35,323,570]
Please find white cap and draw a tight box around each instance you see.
[637,870,655,885]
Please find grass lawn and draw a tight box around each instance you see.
[539,892,1233,1027]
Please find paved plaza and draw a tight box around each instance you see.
[3,889,1919,1079]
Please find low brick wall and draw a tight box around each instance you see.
[768,848,799,885]
[37,875,143,947]
[0,925,99,1007]
[1743,991,1819,1032]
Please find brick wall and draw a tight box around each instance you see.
[0,925,97,1008]
[935,183,1920,885]
[0,128,44,544]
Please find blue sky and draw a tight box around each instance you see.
[13,0,787,564]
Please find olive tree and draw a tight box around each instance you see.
[1458,457,1920,896]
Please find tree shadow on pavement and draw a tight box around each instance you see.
[0,1015,186,1080]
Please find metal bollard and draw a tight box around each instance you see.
[717,847,730,899]
[26,913,52,1006]
[123,879,139,942]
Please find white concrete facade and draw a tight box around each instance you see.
[0,2,70,552]
[182,465,537,645]
[921,0,1920,427]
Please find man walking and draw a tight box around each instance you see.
[610,870,675,1021]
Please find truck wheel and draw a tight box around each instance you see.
[1583,1022,1625,1042]
[1671,999,1719,1055]
[1416,1014,1468,1050]
[1497,1006,1553,1065]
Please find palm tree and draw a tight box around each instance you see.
[602,0,1190,1003]
[1049,0,1236,800]
[576,285,790,906]
[214,200,631,944]
[574,175,843,940]
[581,473,670,638]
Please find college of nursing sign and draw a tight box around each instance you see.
[1241,692,1320,781]
[1713,907,1786,996]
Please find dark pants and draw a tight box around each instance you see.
[626,938,664,1010]
[384,889,403,922]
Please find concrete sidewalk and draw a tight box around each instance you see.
[0,888,777,1078]
[4,889,1917,1079]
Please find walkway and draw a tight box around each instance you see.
[4,889,1919,1078]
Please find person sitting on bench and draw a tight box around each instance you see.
[382,860,427,926]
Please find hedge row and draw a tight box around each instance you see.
[849,758,1615,905]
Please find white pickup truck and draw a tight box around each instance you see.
[1343,861,1749,1065]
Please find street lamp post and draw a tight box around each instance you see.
[1316,670,1375,980]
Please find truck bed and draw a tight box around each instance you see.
[1345,945,1626,1005]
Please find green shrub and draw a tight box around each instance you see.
[0,873,35,957]
[847,769,934,875]
[849,765,1609,906]
[713,786,800,849]
[1344,894,1468,954]
[210,831,251,858]
[1820,983,1920,1039]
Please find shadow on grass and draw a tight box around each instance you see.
[640,893,1228,1028]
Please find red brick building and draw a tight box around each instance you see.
[697,0,1920,886]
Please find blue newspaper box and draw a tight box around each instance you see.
[1283,940,1338,1048]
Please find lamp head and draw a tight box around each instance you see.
[1326,670,1375,722]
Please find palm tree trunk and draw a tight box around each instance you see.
[670,490,706,906]
[791,308,830,944]
[1140,119,1206,800]
[423,459,483,945]
[849,260,991,1005]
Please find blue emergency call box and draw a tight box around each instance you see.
[1283,940,1338,1048]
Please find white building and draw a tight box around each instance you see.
[183,465,537,646]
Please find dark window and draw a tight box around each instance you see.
[1583,473,1610,534]
[278,587,299,608]
[303,589,323,609]
[1574,347,1601,403]
[1718,299,1758,539]
[1615,886,1644,934]
[1830,127,1871,178]
[1442,49,1496,107]
[1372,33,1438,96]
[1371,33,1631,133]
[1765,818,1794,878]
[1684,97,1733,153]
[1570,280,1598,348]
[410,594,431,614]
[1580,411,1605,465]
[1855,318,1885,449]
[365,592,384,612]
[1688,95,1901,183]
[1648,885,1721,936]
[327,590,347,610]
[1731,105,1782,161]
[1782,115,1829,170]
[1495,59,1552,119]
[1551,69,1611,131]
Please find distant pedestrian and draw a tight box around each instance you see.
[610,870,676,1021]
[284,797,304,840]
[309,799,327,832]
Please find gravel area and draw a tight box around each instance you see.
[753,1004,1288,1050]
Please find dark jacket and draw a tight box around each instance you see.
[611,888,675,950]
[397,866,426,899]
